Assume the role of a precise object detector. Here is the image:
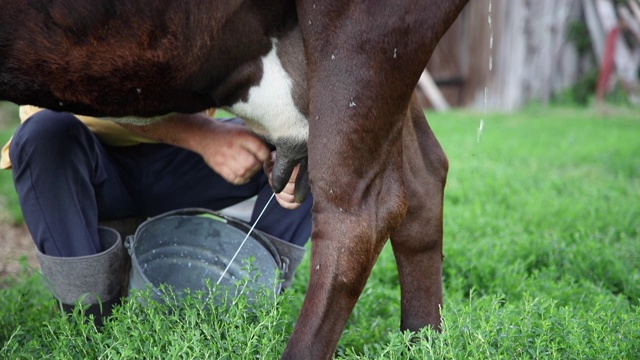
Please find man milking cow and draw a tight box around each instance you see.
[0,1,469,359]
[0,106,314,325]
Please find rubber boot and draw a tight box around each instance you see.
[36,226,126,327]
[263,234,307,290]
[99,217,146,297]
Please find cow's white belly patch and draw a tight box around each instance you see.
[225,39,309,143]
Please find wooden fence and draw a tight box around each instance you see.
[422,0,639,111]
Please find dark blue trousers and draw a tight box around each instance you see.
[9,110,313,257]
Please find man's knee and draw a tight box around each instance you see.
[10,111,89,163]
[14,110,84,144]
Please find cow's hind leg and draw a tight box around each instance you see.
[390,100,448,332]
[282,110,408,360]
[287,1,464,357]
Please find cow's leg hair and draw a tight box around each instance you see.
[281,16,411,355]
[282,1,467,358]
[283,114,408,359]
[390,99,448,333]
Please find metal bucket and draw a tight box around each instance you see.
[124,208,283,303]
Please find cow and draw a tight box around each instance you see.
[0,1,470,358]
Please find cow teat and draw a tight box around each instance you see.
[270,140,310,202]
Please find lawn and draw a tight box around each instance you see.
[1,106,639,359]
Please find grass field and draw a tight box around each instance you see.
[1,106,639,359]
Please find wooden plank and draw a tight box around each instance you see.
[628,0,640,21]
[594,0,619,32]
[417,70,450,112]
[582,0,606,64]
[620,6,640,43]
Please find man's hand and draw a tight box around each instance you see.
[264,152,302,209]
[119,113,271,184]
[196,121,271,184]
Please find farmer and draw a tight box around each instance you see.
[0,106,312,324]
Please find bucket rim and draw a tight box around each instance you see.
[124,207,284,297]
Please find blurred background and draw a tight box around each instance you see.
[420,0,640,111]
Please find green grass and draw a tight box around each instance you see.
[1,106,639,359]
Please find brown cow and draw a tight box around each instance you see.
[0,1,469,358]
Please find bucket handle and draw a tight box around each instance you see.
[124,235,135,256]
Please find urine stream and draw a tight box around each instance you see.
[478,0,493,144]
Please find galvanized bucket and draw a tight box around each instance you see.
[124,208,284,303]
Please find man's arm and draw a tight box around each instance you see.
[119,113,302,209]
[119,113,270,185]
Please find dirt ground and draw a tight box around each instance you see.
[0,104,35,279]
[0,222,39,279]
